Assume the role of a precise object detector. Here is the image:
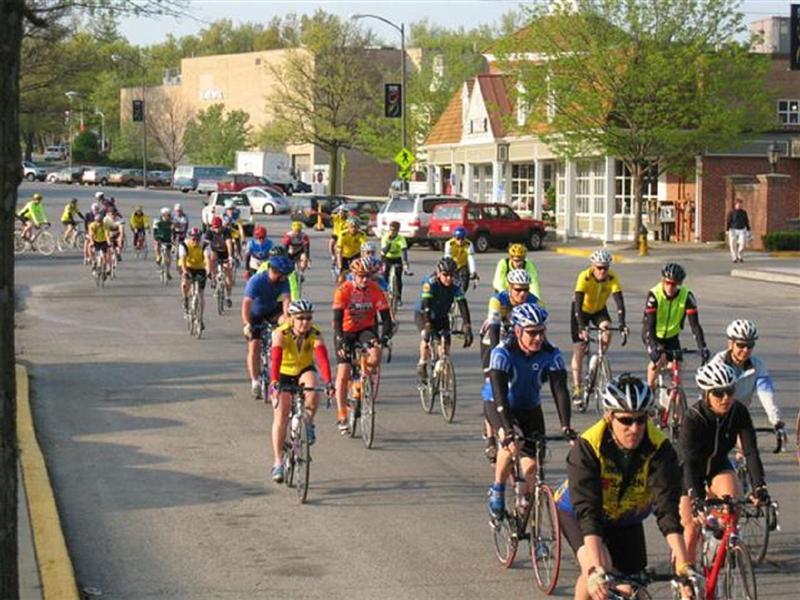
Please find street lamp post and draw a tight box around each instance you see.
[95,109,106,153]
[65,91,79,171]
[111,53,148,188]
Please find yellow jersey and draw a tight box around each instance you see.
[179,241,206,270]
[60,204,79,223]
[446,239,472,270]
[88,221,108,243]
[332,213,347,237]
[130,212,149,230]
[574,267,622,314]
[337,230,367,259]
[274,321,320,376]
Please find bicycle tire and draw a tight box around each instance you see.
[36,231,56,256]
[216,286,225,315]
[739,502,771,565]
[439,357,457,423]
[531,484,561,595]
[283,441,296,489]
[491,514,517,568]
[667,388,687,444]
[594,357,612,415]
[419,355,435,413]
[296,415,311,504]
[14,232,26,254]
[346,382,359,439]
[361,372,376,449]
[723,542,757,600]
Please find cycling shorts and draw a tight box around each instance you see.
[184,268,207,290]
[336,328,378,364]
[247,307,283,341]
[340,254,358,272]
[211,248,229,262]
[61,218,76,227]
[483,402,544,460]
[92,241,108,252]
[570,305,612,343]
[653,335,683,362]
[277,367,316,388]
[414,312,451,344]
[558,511,647,575]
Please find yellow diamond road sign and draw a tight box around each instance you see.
[394,148,415,171]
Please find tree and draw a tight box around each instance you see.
[184,103,250,167]
[261,11,384,195]
[499,0,774,243]
[147,93,192,172]
[72,129,100,162]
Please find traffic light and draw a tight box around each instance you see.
[384,83,402,118]
[132,99,144,122]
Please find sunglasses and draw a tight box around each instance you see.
[439,272,455,278]
[521,328,546,338]
[734,341,755,350]
[511,287,529,293]
[663,279,679,286]
[594,265,609,271]
[294,315,313,322]
[710,386,735,398]
[614,414,648,427]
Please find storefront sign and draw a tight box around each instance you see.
[199,89,224,101]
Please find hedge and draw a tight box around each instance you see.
[761,231,800,251]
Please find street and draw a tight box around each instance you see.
[14,182,800,599]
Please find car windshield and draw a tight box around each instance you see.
[433,205,464,220]
[219,194,249,206]
[386,197,414,213]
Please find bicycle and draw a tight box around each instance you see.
[185,276,204,339]
[490,433,562,594]
[213,261,229,316]
[133,229,148,259]
[575,325,627,414]
[386,263,412,316]
[733,427,784,565]
[280,383,324,504]
[14,223,56,256]
[91,246,108,288]
[417,329,457,423]
[654,348,697,443]
[345,339,382,449]
[57,225,85,252]
[603,569,703,600]
[698,496,757,600]
[157,242,172,286]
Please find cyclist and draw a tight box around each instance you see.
[679,361,769,563]
[443,226,478,294]
[484,303,575,519]
[129,206,149,254]
[282,221,311,276]
[152,207,174,279]
[172,202,189,244]
[178,227,208,328]
[222,200,244,260]
[267,298,334,482]
[380,220,411,305]
[328,205,349,269]
[244,226,273,278]
[103,206,125,261]
[492,243,542,299]
[82,202,103,264]
[256,245,301,301]
[87,213,110,276]
[415,257,474,384]
[643,263,710,392]
[711,319,785,435]
[204,216,234,305]
[17,192,49,242]
[332,257,394,433]
[480,268,541,461]
[555,375,696,600]
[59,198,83,246]
[570,250,628,402]
[336,217,367,277]
[242,255,294,399]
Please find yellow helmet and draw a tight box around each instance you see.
[291,221,303,232]
[33,193,43,201]
[508,243,527,259]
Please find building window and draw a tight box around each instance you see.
[777,99,799,124]
[614,161,657,214]
[473,164,491,203]
[511,163,535,211]
[556,162,566,215]
[575,160,605,215]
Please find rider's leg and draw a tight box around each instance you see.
[246,338,261,384]
[647,354,666,389]
[271,390,291,467]
[335,362,351,422]
[599,319,612,352]
[300,370,318,422]
[571,341,586,392]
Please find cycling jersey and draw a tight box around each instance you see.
[414,275,465,321]
[444,239,475,271]
[282,232,309,257]
[245,238,273,270]
[60,204,80,224]
[491,257,542,299]
[244,271,290,321]
[204,229,231,253]
[712,350,780,425]
[88,221,108,243]
[130,212,149,230]
[179,241,206,270]
[273,321,320,376]
[574,267,622,314]
[332,280,388,333]
[642,285,706,350]
[18,200,48,226]
[103,215,123,234]
[331,213,347,237]
[337,230,367,259]
[555,419,682,537]
[487,290,541,323]
[152,218,173,243]
[380,232,407,259]
[173,213,189,236]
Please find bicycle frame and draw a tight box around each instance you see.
[701,497,750,600]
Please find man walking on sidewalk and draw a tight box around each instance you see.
[726,198,751,263]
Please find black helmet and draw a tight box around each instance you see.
[268,244,288,257]
[661,262,686,283]
[436,256,458,274]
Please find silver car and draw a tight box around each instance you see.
[242,186,290,215]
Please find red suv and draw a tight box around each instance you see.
[427,201,546,252]
[217,173,285,193]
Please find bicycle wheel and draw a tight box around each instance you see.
[738,502,771,565]
[722,542,757,600]
[530,485,561,595]
[667,389,687,443]
[419,357,435,414]
[283,440,296,489]
[491,514,517,568]
[14,232,26,254]
[593,357,612,415]
[346,383,359,439]
[295,415,311,504]
[216,286,225,315]
[36,231,56,256]
[360,371,376,449]
[438,357,457,423]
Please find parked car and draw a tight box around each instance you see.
[241,186,290,215]
[81,166,116,186]
[427,201,546,252]
[147,171,171,186]
[201,192,255,236]
[341,199,385,236]
[289,195,351,227]
[43,145,67,161]
[21,161,46,181]
[172,165,228,193]
[375,194,465,245]
[109,169,144,187]
[217,173,274,193]
[292,180,312,193]
[46,166,84,184]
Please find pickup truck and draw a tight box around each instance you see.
[201,192,255,236]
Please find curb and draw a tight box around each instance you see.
[730,268,800,286]
[768,251,800,258]
[16,365,80,600]
[551,246,627,263]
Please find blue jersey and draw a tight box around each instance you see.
[414,274,464,320]
[246,238,273,261]
[480,337,566,410]
[244,271,290,320]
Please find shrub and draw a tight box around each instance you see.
[761,231,800,251]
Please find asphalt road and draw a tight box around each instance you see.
[15,182,800,599]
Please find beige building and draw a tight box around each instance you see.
[120,47,410,196]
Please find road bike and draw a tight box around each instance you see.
[654,349,697,443]
[133,229,148,259]
[212,261,231,316]
[14,223,56,256]
[417,329,456,423]
[733,427,785,564]
[91,246,108,288]
[345,340,382,449]
[385,263,411,316]
[603,569,703,600]
[185,275,204,339]
[57,225,85,252]
[258,324,274,401]
[281,383,324,504]
[490,433,562,594]
[575,325,627,414]
[157,242,172,286]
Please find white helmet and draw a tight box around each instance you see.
[507,268,531,286]
[360,241,377,254]
[726,319,758,342]
[695,362,737,391]
[94,191,105,200]
[160,207,170,216]
[173,203,182,212]
[90,202,100,213]
[288,298,314,315]
[590,249,612,265]
[602,374,654,413]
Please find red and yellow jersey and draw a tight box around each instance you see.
[332,280,388,333]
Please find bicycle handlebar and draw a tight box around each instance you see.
[277,384,326,394]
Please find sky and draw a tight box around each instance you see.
[117,0,797,47]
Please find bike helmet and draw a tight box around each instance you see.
[269,255,295,275]
[174,203,182,212]
[291,221,303,232]
[661,262,686,283]
[602,374,655,413]
[268,244,287,257]
[508,243,527,259]
[33,193,43,201]
[365,256,383,273]
[288,298,314,315]
[94,191,104,200]
[210,216,223,228]
[347,216,360,227]
[510,303,548,328]
[695,361,737,391]
[69,197,78,204]
[506,268,531,286]
[725,319,758,342]
[360,241,377,255]
[188,227,202,239]
[590,249,612,266]
[436,256,458,274]
[160,207,170,216]
[454,226,467,239]
[349,257,371,276]
[134,205,143,213]
[254,225,267,239]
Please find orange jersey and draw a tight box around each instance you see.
[332,280,389,333]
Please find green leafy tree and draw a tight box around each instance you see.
[72,129,100,162]
[499,0,773,241]
[184,103,250,167]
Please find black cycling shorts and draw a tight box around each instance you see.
[654,335,683,362]
[570,304,612,343]
[277,366,316,389]
[337,328,378,364]
[184,268,207,290]
[248,307,284,341]
[340,254,358,272]
[558,510,647,575]
[483,402,544,460]
[414,312,451,343]
[61,219,76,227]
[92,241,108,252]
[211,248,229,263]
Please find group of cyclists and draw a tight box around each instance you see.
[17,191,788,598]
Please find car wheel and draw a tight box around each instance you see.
[527,229,544,251]
[475,233,490,253]
[127,180,136,187]
[264,203,275,215]
[26,173,36,181]
[100,178,108,186]
[430,240,442,251]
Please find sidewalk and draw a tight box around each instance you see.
[19,465,43,600]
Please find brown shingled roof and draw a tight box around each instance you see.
[424,81,473,146]
[478,74,513,138]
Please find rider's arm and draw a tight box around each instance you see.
[456,297,472,328]
[751,356,781,426]
[313,339,332,384]
[269,330,284,383]
[736,404,766,489]
[467,243,477,275]
[573,292,588,330]
[684,292,707,350]
[565,439,605,537]
[547,367,572,431]
[647,441,684,537]
[332,308,344,342]
[443,241,452,258]
[526,261,542,300]
[491,259,506,292]
[611,291,626,327]
[241,297,253,326]
[488,369,514,435]
[378,308,393,340]
[678,409,707,499]
[643,292,658,349]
